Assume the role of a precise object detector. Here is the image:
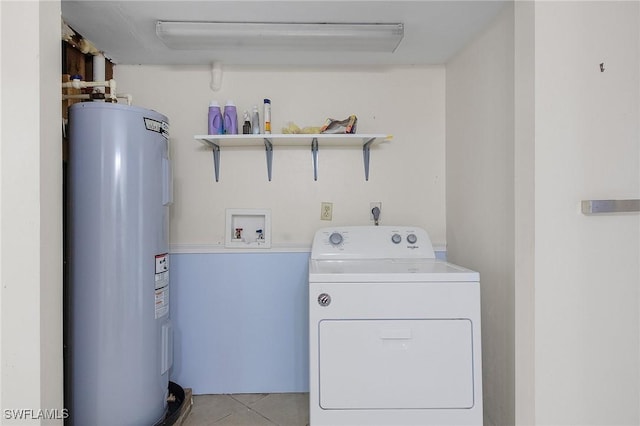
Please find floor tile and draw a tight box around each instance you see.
[249,393,309,426]
[182,394,247,426]
[211,407,277,426]
[184,393,309,426]
[229,393,269,406]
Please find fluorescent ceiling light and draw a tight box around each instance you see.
[156,21,404,53]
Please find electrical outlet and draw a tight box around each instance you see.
[321,202,333,221]
[370,202,382,220]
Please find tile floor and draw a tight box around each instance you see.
[183,393,310,426]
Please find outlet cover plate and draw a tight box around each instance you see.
[321,202,333,221]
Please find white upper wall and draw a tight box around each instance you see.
[1,0,63,420]
[114,65,447,249]
[445,4,515,426]
[533,2,640,424]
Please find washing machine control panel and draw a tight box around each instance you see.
[329,232,344,246]
[391,232,418,244]
[311,226,435,260]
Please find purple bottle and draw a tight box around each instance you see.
[208,101,223,135]
[223,101,238,135]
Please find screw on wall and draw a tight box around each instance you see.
[600,62,605,72]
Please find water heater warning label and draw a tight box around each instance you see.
[155,253,169,319]
[144,118,169,139]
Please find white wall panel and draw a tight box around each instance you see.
[446,5,515,426]
[534,2,640,424]
[115,65,446,249]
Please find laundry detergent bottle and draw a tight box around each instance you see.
[208,101,223,135]
[223,100,238,134]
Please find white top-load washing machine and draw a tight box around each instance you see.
[309,226,483,426]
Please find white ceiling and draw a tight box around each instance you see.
[61,0,508,66]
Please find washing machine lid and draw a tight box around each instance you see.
[309,258,479,283]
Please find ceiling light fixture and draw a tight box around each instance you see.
[156,21,404,53]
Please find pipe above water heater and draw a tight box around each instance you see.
[62,53,132,104]
[62,92,133,105]
[93,53,106,93]
[61,78,133,105]
[61,78,115,92]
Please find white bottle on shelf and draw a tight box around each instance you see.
[263,98,271,134]
[251,105,260,134]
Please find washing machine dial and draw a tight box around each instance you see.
[407,233,418,244]
[391,233,402,244]
[329,232,343,246]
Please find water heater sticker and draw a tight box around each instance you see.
[155,253,168,274]
[155,288,169,319]
[155,268,169,290]
[154,253,169,318]
[144,118,170,139]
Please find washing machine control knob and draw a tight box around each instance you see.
[391,233,402,244]
[407,233,418,244]
[329,232,343,246]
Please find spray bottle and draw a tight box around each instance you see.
[242,110,252,134]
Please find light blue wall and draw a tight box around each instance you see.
[170,250,447,394]
[170,252,310,394]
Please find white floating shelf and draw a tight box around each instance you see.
[194,133,391,181]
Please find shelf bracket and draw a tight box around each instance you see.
[199,138,222,181]
[210,141,221,182]
[264,138,273,181]
[311,137,319,181]
[363,137,376,181]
